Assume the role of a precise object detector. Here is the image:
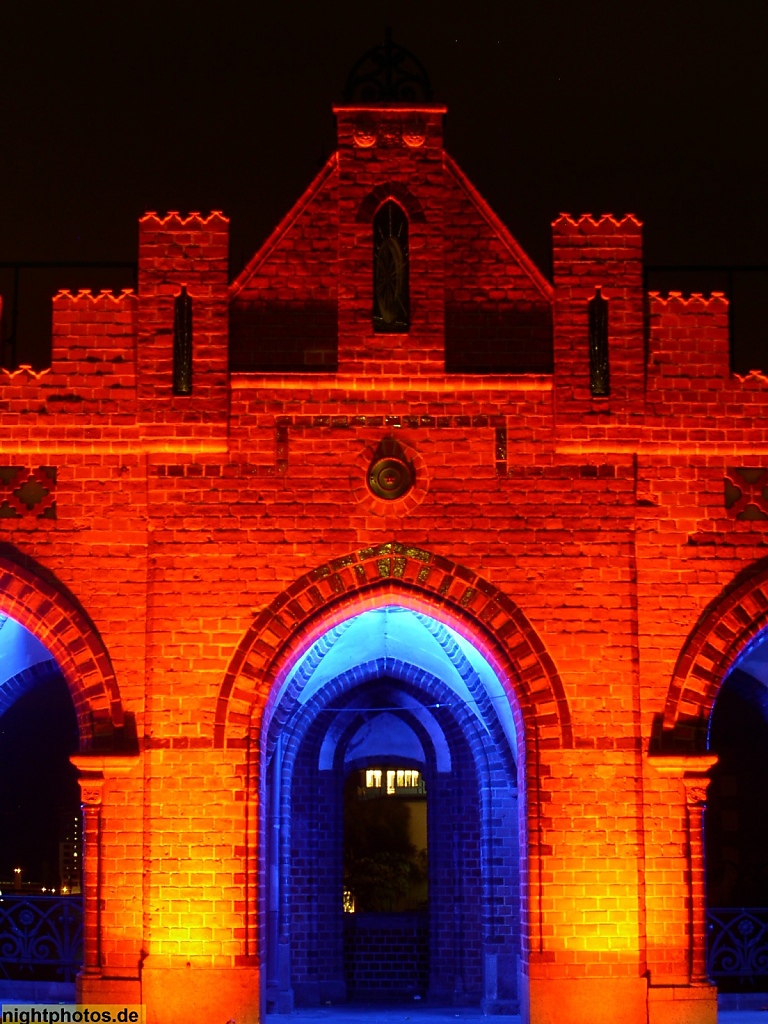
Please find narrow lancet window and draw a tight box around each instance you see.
[373,201,409,332]
[588,286,609,396]
[173,286,193,395]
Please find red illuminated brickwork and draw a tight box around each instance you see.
[1,81,766,1024]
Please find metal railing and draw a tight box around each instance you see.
[708,907,768,987]
[0,895,83,982]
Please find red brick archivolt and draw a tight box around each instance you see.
[664,561,768,738]
[216,541,572,750]
[0,556,123,747]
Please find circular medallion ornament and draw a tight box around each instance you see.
[355,438,426,513]
[353,117,378,148]
[402,119,426,148]
[368,454,414,500]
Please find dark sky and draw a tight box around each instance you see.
[0,0,767,363]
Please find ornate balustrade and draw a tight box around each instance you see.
[708,908,768,988]
[0,895,83,982]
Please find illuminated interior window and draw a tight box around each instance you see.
[365,767,424,796]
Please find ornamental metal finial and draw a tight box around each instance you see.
[343,28,433,104]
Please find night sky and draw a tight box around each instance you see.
[0,0,766,366]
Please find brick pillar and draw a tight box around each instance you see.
[645,755,718,1024]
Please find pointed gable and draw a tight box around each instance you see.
[229,155,339,371]
[443,156,554,373]
[230,110,556,376]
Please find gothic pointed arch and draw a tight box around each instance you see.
[662,559,768,749]
[0,552,124,747]
[215,541,571,751]
[355,181,426,225]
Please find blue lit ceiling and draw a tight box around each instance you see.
[0,615,56,717]
[271,606,519,766]
[732,630,768,686]
[0,616,53,685]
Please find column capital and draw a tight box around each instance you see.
[77,777,104,806]
[681,774,713,807]
[70,753,141,778]
[647,754,717,779]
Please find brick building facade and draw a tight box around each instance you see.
[1,40,766,1024]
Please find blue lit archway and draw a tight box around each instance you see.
[260,606,521,1013]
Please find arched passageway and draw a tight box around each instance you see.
[260,606,521,1014]
[0,613,82,988]
[660,563,768,992]
[0,554,128,995]
[706,631,768,990]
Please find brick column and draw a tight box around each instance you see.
[78,776,104,976]
[645,755,718,1024]
[71,754,142,998]
[682,775,713,984]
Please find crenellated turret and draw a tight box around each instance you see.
[137,211,229,445]
[552,214,644,419]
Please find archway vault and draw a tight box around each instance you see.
[259,604,525,1011]
[0,554,124,747]
[664,560,768,746]
[215,541,571,751]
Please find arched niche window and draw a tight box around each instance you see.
[173,286,193,395]
[588,286,609,397]
[373,201,409,332]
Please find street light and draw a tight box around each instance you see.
[13,867,21,892]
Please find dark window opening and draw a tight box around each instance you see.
[172,286,193,395]
[373,202,409,333]
[589,286,609,397]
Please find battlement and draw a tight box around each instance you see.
[647,291,730,373]
[51,288,137,361]
[0,189,765,452]
[552,212,643,234]
[139,209,229,234]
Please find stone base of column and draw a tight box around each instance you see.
[647,984,717,1024]
[76,974,141,1007]
[141,961,261,1024]
[522,974,648,1024]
